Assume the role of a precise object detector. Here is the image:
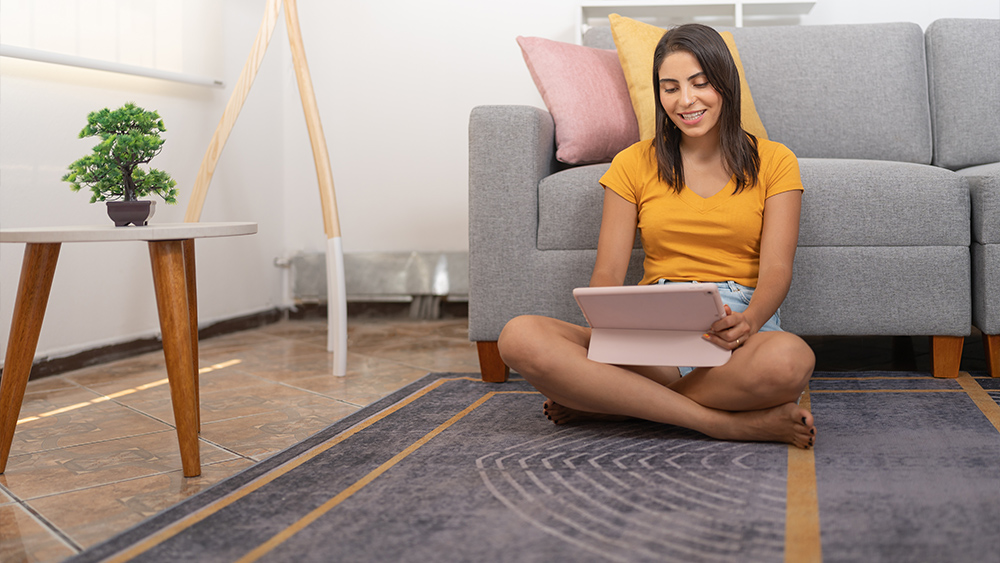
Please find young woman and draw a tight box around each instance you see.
[497,24,816,448]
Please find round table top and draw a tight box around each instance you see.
[0,222,258,243]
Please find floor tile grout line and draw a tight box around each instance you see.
[16,496,84,554]
[7,457,257,553]
[0,480,22,504]
[335,348,449,374]
[16,380,123,419]
[100,387,363,432]
[66,365,366,430]
[195,435,283,463]
[346,349,473,374]
[217,365,375,408]
[21,373,89,396]
[258,379,369,409]
[11,457,256,506]
[6,428,179,460]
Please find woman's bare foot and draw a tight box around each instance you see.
[715,403,816,448]
[543,400,631,425]
[543,400,816,449]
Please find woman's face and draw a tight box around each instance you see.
[658,50,722,139]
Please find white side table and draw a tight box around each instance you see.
[0,222,257,478]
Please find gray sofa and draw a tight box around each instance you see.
[925,19,1000,377]
[469,19,1000,382]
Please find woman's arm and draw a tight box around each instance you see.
[744,189,802,332]
[590,189,639,287]
[704,189,801,348]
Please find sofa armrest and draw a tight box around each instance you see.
[468,106,557,342]
[469,105,557,251]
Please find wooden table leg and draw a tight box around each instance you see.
[0,243,61,473]
[182,239,199,430]
[930,335,964,379]
[149,240,201,477]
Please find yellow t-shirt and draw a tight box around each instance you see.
[600,138,803,287]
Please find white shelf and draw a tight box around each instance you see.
[578,0,815,43]
[0,44,224,88]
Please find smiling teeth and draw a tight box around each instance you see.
[681,110,706,120]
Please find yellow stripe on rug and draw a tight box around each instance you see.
[786,387,822,563]
[957,372,1000,434]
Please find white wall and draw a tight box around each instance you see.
[1,0,998,364]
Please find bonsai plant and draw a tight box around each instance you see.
[62,102,178,226]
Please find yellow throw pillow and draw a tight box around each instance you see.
[608,14,768,141]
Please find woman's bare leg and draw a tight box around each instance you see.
[545,364,681,424]
[669,331,815,411]
[498,315,815,447]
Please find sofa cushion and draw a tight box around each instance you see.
[784,246,970,336]
[608,14,768,142]
[537,164,609,250]
[726,24,932,164]
[960,166,1000,244]
[797,159,969,247]
[516,36,639,165]
[926,19,1000,170]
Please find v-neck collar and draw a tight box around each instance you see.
[678,176,736,212]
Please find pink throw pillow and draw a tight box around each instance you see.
[517,36,639,165]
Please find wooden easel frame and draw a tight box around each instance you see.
[184,0,347,375]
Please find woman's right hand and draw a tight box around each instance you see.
[704,304,753,350]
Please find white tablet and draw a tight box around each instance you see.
[573,283,732,367]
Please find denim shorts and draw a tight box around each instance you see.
[654,280,783,376]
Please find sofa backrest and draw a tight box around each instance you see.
[586,23,934,164]
[925,18,1000,170]
[727,24,932,163]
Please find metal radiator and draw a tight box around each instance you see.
[286,251,468,319]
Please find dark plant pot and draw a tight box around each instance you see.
[107,200,156,227]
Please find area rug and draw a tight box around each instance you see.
[68,371,1000,563]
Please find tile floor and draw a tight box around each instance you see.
[0,316,991,562]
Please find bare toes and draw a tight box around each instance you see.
[793,410,816,448]
[543,400,572,425]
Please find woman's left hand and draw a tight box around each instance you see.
[703,305,754,350]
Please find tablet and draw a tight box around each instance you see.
[573,283,732,367]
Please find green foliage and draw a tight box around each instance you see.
[62,103,178,204]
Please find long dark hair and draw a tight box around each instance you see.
[652,24,760,193]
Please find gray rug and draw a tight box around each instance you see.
[68,371,1000,562]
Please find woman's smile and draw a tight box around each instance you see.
[679,109,707,124]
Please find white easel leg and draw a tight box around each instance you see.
[326,236,348,376]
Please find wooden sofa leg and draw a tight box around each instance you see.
[984,333,999,378]
[476,341,509,383]
[930,335,963,378]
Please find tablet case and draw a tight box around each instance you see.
[573,284,732,367]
